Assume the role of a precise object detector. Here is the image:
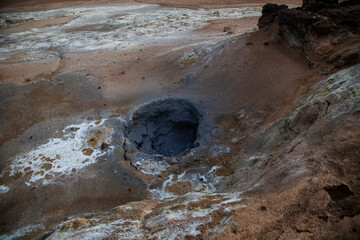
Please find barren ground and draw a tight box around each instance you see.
[0,0,359,239]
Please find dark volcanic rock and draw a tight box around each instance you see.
[223,26,232,32]
[340,0,360,7]
[258,0,360,68]
[277,8,319,47]
[324,184,354,201]
[302,0,339,12]
[318,7,360,34]
[258,3,288,29]
[101,142,109,150]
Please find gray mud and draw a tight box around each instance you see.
[125,98,200,157]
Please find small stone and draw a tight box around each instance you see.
[230,137,240,144]
[231,225,238,234]
[101,142,109,150]
[213,11,220,16]
[318,68,330,75]
[223,26,232,32]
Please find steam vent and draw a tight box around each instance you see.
[0,0,359,239]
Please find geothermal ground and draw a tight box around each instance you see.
[0,0,360,239]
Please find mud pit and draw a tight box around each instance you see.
[126,99,200,156]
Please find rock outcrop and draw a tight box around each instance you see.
[258,3,288,29]
[259,0,360,70]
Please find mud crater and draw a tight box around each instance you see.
[125,99,200,157]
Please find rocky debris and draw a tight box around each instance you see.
[258,0,360,68]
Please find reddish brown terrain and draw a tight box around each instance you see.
[0,0,359,239]
[0,0,301,12]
